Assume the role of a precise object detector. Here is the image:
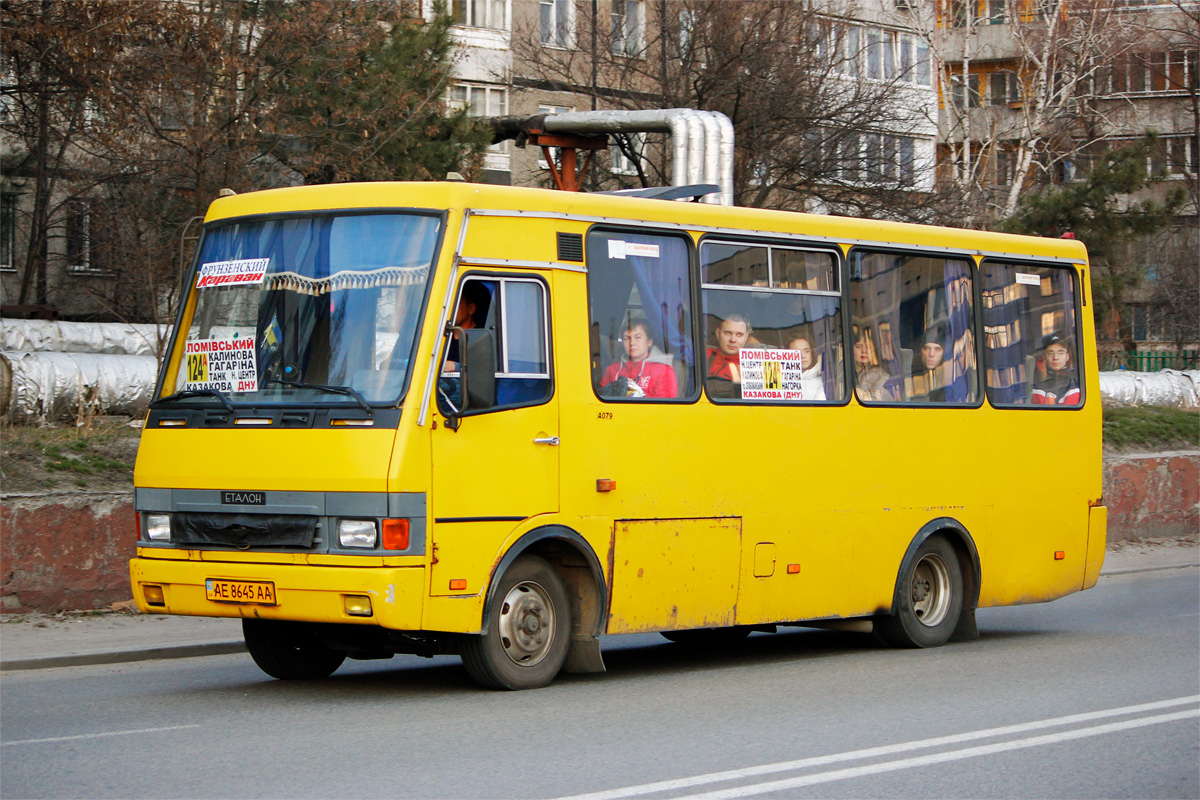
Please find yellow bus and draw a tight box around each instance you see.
[130,181,1106,690]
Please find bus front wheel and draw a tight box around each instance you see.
[461,555,570,690]
[243,619,347,680]
[876,535,963,648]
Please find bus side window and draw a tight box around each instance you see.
[701,242,844,403]
[437,276,551,416]
[981,262,1081,406]
[850,251,978,405]
[586,230,696,401]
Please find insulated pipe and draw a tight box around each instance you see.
[715,113,736,206]
[685,110,706,186]
[539,109,735,204]
[700,112,721,203]
[669,114,690,189]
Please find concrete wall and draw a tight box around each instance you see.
[1104,452,1199,542]
[1,492,133,613]
[2,453,1196,613]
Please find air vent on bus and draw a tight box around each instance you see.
[279,411,313,427]
[557,232,584,263]
[203,412,230,427]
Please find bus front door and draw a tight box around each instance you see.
[428,274,559,597]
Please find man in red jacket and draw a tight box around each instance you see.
[600,318,678,398]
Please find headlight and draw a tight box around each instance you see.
[146,514,171,541]
[338,519,377,548]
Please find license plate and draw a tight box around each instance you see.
[205,579,277,605]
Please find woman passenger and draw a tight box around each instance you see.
[853,328,896,402]
[786,335,826,401]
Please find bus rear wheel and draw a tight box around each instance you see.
[461,555,570,690]
[243,619,347,680]
[876,535,963,648]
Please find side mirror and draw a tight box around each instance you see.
[459,328,496,414]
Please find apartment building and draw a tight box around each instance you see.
[439,0,942,208]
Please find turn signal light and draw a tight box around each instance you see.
[449,579,467,591]
[787,564,801,574]
[343,595,373,617]
[143,584,165,606]
[381,519,410,550]
[596,479,617,492]
[1054,551,1065,560]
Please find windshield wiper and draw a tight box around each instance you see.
[264,379,373,414]
[157,388,234,412]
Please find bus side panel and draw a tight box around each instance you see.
[607,517,741,634]
[977,500,1090,607]
[734,511,855,625]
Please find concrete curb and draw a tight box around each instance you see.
[0,640,245,671]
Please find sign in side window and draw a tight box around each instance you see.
[700,241,844,403]
[848,251,979,405]
[437,276,551,416]
[586,230,696,401]
[981,262,1081,406]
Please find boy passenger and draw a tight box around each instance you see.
[706,314,751,399]
[599,318,678,398]
[1033,334,1081,405]
[910,326,947,403]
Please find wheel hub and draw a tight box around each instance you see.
[497,581,555,666]
[910,553,952,627]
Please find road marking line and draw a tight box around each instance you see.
[2,724,201,746]
[553,696,1200,800]
[678,709,1200,799]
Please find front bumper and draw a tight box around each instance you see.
[129,557,425,629]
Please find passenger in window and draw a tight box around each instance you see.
[1033,334,1081,405]
[910,326,948,403]
[706,314,751,399]
[786,335,826,401]
[445,281,491,371]
[853,328,897,402]
[439,281,492,415]
[598,318,678,399]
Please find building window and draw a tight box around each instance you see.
[450,84,509,169]
[951,74,982,109]
[995,148,1015,186]
[990,71,1018,105]
[540,0,572,47]
[0,194,15,273]
[450,0,507,30]
[450,83,508,118]
[612,0,643,57]
[65,200,100,275]
[610,133,645,175]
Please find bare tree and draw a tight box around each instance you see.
[2,0,487,327]
[921,0,1152,227]
[510,0,943,219]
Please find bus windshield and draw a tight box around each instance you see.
[167,212,441,407]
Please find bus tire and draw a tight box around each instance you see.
[461,555,570,690]
[876,535,963,648]
[242,619,347,680]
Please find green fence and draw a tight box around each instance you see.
[1099,350,1200,372]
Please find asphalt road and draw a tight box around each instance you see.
[2,569,1196,800]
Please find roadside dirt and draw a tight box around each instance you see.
[0,418,140,495]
